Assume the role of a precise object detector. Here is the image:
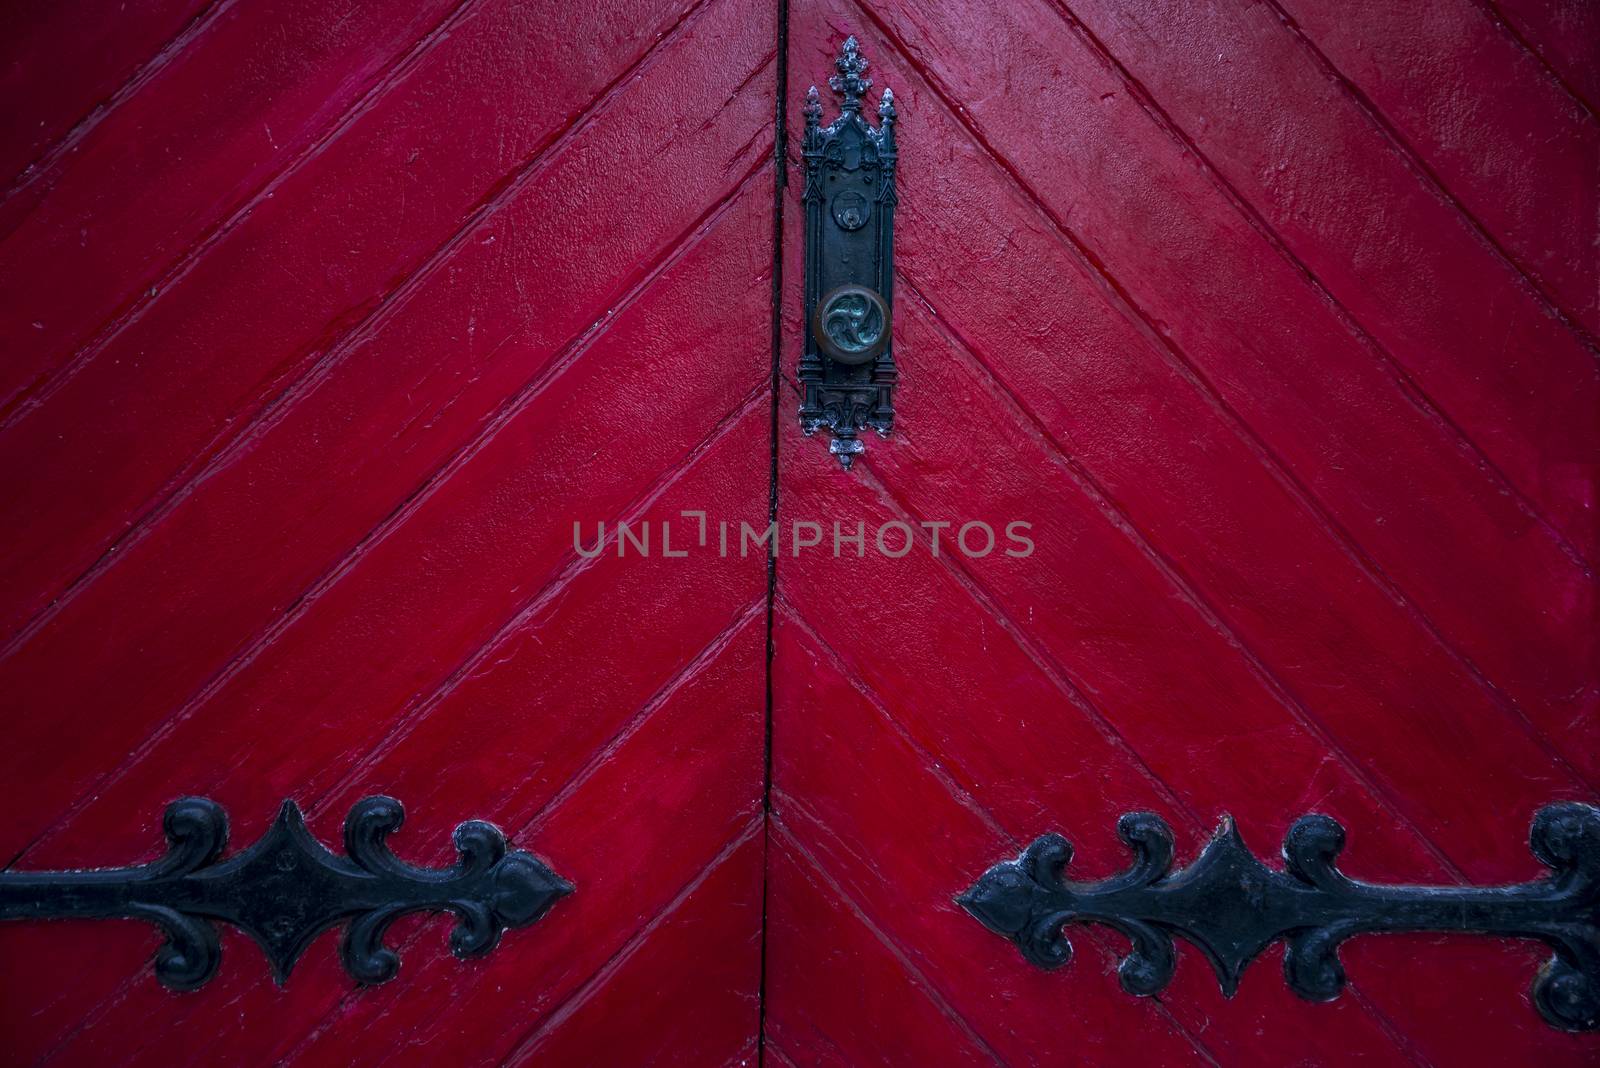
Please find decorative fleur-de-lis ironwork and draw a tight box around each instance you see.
[799,36,900,469]
[828,34,872,105]
[958,804,1600,1031]
[0,796,571,991]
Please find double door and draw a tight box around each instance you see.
[0,0,1595,1063]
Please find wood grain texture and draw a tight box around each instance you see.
[1059,0,1599,555]
[0,0,466,413]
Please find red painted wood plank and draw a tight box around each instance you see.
[763,835,1005,1067]
[0,0,463,407]
[812,7,1597,783]
[774,420,1449,872]
[0,917,154,1064]
[872,292,1582,863]
[773,611,1490,1065]
[1340,931,1598,1065]
[27,400,769,1063]
[30,398,767,870]
[1,195,767,1067]
[0,0,211,188]
[774,8,1587,1036]
[1491,0,1600,109]
[0,51,773,865]
[772,614,1241,1066]
[4,4,1589,1064]
[826,353,1591,1063]
[503,832,763,1067]
[0,0,718,642]
[1275,0,1600,338]
[774,532,1587,1064]
[768,474,1460,1062]
[772,442,1193,842]
[1054,0,1599,551]
[49,612,765,1066]
[10,208,770,870]
[782,10,1595,1058]
[291,651,763,1067]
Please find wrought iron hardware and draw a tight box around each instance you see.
[0,796,571,991]
[958,804,1600,1031]
[799,36,899,470]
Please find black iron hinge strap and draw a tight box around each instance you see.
[958,803,1600,1032]
[0,796,570,990]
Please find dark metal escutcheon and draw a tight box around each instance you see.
[958,804,1600,1031]
[798,36,899,469]
[812,283,890,365]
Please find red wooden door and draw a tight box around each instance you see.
[767,1,1598,1066]
[1,0,1596,1065]
[0,0,774,1062]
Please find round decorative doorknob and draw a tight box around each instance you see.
[812,284,890,365]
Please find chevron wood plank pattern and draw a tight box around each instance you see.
[1,0,1594,1063]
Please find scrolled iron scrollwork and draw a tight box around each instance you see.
[958,804,1600,1031]
[0,796,571,991]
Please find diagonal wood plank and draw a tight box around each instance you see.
[1270,0,1600,339]
[0,0,214,191]
[272,643,766,1068]
[3,3,1594,1063]
[772,611,1251,1065]
[1,2,777,1061]
[775,546,1439,1063]
[1489,0,1600,109]
[1056,0,1599,550]
[764,825,1009,1067]
[11,180,768,855]
[0,0,469,410]
[0,43,774,870]
[49,566,767,1064]
[500,831,764,1067]
[0,0,712,642]
[834,0,1597,780]
[775,6,1596,1063]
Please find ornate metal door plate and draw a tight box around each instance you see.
[0,796,571,990]
[798,37,899,469]
[959,804,1600,1031]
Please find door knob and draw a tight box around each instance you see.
[812,283,890,365]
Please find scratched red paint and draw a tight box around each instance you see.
[0,0,1594,1064]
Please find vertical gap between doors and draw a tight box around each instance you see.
[757,0,789,1061]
